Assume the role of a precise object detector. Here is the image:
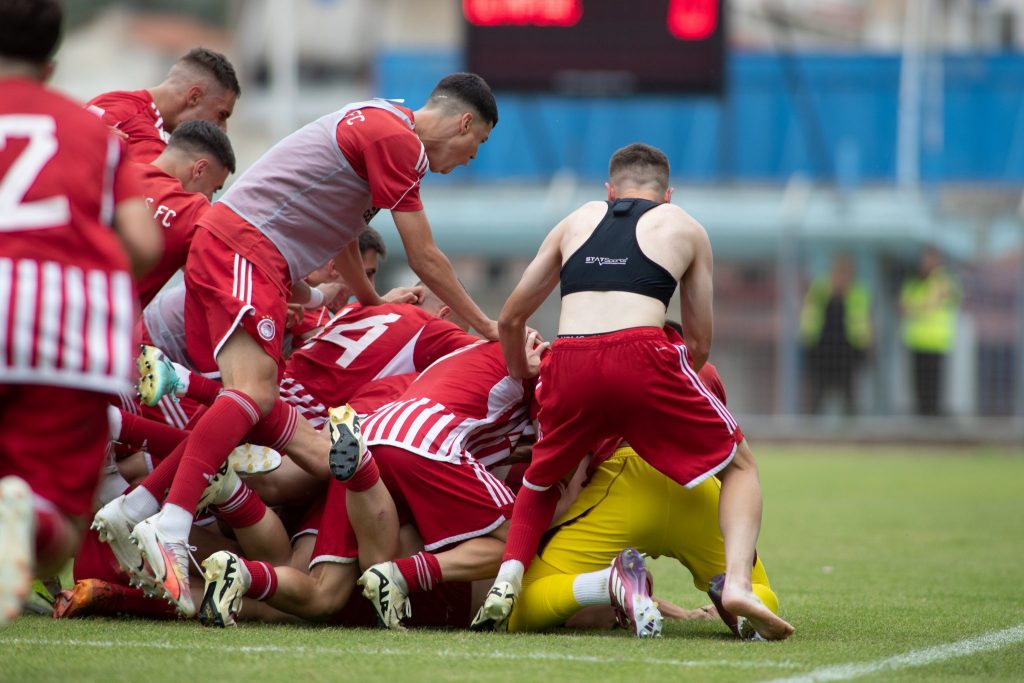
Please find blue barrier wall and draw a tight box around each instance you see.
[374,51,1024,184]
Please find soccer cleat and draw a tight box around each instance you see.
[357,562,411,630]
[608,547,662,638]
[130,518,196,617]
[469,581,517,632]
[198,551,250,628]
[52,579,119,619]
[0,477,34,626]
[136,345,183,407]
[91,495,151,590]
[327,405,366,481]
[196,461,241,515]
[228,444,283,477]
[707,573,771,641]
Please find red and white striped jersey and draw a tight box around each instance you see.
[280,302,477,426]
[361,342,534,467]
[1,77,141,394]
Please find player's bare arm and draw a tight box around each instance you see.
[332,240,384,307]
[393,209,498,339]
[499,221,565,379]
[675,214,714,370]
[113,197,163,277]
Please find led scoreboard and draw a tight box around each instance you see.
[463,0,725,95]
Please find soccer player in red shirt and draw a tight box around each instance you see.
[0,0,162,625]
[137,119,235,308]
[87,47,240,164]
[474,143,795,640]
[96,74,502,617]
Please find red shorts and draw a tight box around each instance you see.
[373,445,514,551]
[526,327,742,491]
[0,385,111,518]
[184,220,291,376]
[309,480,358,567]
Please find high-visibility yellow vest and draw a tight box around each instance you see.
[900,267,961,353]
[799,277,872,349]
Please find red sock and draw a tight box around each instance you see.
[242,558,278,600]
[164,390,262,513]
[210,483,267,528]
[501,484,560,566]
[347,455,380,493]
[116,410,188,457]
[244,399,299,450]
[107,584,178,619]
[138,436,188,501]
[185,373,222,405]
[34,506,73,565]
[394,551,442,594]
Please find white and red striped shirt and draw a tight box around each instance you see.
[1,78,141,394]
[361,342,533,467]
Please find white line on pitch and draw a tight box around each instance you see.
[760,623,1024,683]
[0,636,800,670]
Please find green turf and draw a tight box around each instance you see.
[3,446,1023,683]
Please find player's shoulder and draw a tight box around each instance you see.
[21,84,111,138]
[87,89,149,113]
[648,202,706,236]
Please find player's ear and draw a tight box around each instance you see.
[605,182,615,201]
[438,305,452,320]
[192,158,209,180]
[665,186,674,203]
[187,84,203,108]
[460,112,472,135]
[41,61,56,83]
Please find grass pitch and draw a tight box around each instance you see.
[2,445,1023,683]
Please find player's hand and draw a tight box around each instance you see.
[285,303,305,329]
[383,286,423,305]
[477,319,500,341]
[314,281,344,308]
[523,329,550,379]
[655,597,718,621]
[109,126,129,141]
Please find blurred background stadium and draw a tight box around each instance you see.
[56,0,1023,442]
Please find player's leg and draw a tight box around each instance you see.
[716,440,793,639]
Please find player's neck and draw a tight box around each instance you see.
[147,84,178,127]
[0,59,47,81]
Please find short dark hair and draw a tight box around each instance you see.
[608,143,670,192]
[179,47,241,97]
[167,120,236,173]
[0,0,62,64]
[358,227,386,259]
[428,73,498,127]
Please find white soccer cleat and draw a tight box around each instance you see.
[198,551,250,628]
[0,477,34,626]
[228,444,283,477]
[470,581,517,632]
[196,461,240,515]
[130,518,195,617]
[608,547,662,638]
[91,495,151,591]
[357,562,411,630]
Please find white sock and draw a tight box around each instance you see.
[496,559,525,590]
[154,503,193,540]
[572,568,612,607]
[96,471,131,508]
[121,486,159,524]
[172,363,190,396]
[107,406,123,441]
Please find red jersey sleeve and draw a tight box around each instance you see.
[113,149,146,206]
[412,319,480,370]
[336,108,426,212]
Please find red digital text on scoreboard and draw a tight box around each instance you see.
[462,0,719,40]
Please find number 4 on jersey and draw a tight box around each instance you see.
[317,313,402,368]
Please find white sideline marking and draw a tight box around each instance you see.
[762,623,1024,683]
[0,636,799,670]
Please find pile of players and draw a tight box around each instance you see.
[0,0,793,641]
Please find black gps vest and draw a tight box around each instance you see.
[559,198,677,307]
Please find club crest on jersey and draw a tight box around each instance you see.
[257,316,277,341]
[585,256,628,266]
